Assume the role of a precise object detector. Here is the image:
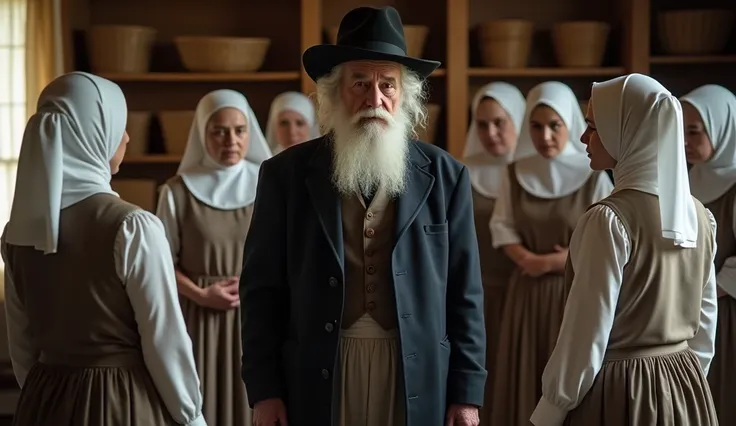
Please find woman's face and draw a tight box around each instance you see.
[474,97,517,157]
[529,105,569,159]
[109,130,129,174]
[205,107,249,166]
[276,109,310,150]
[580,98,617,171]
[681,101,713,164]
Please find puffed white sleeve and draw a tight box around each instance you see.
[114,210,206,426]
[714,197,736,297]
[154,184,181,263]
[591,172,614,203]
[0,228,39,388]
[529,204,630,426]
[489,168,522,248]
[687,209,718,375]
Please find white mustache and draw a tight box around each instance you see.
[352,108,395,125]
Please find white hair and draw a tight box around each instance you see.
[314,63,429,198]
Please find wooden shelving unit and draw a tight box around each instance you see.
[60,0,736,167]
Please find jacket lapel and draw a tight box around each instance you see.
[394,143,434,246]
[305,141,344,269]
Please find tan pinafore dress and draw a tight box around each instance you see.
[472,189,515,426]
[704,183,736,425]
[165,176,253,426]
[563,190,718,425]
[491,164,605,426]
[5,194,173,425]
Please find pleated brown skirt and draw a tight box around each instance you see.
[708,295,736,425]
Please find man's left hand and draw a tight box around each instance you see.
[445,404,479,426]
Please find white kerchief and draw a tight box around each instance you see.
[265,91,320,154]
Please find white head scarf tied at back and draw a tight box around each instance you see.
[681,85,736,204]
[5,71,127,254]
[177,89,272,210]
[265,91,320,154]
[462,82,526,198]
[592,73,698,248]
[514,81,592,199]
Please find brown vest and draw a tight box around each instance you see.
[4,194,143,364]
[704,184,736,272]
[341,188,397,330]
[564,190,714,352]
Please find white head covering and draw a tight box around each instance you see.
[5,72,126,254]
[177,89,272,210]
[265,91,320,154]
[514,81,592,199]
[592,73,697,248]
[681,85,736,204]
[462,82,526,198]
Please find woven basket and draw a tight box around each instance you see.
[552,21,610,67]
[328,25,429,58]
[174,36,270,72]
[88,25,157,73]
[111,179,157,212]
[478,20,534,68]
[126,112,151,156]
[416,104,442,144]
[658,9,734,55]
[158,111,195,154]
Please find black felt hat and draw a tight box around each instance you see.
[302,6,441,82]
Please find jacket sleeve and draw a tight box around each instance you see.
[446,166,487,406]
[240,159,290,407]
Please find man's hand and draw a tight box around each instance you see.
[253,398,288,426]
[445,404,479,426]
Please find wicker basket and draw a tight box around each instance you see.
[158,111,195,154]
[658,9,734,55]
[416,104,442,144]
[552,21,610,67]
[87,25,157,73]
[111,179,158,212]
[125,112,151,156]
[328,25,429,58]
[478,20,534,68]
[174,36,270,72]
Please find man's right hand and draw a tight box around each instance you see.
[253,398,288,426]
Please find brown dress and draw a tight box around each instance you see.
[472,189,515,426]
[3,194,172,425]
[490,165,605,426]
[164,176,253,426]
[704,183,736,425]
[563,190,718,425]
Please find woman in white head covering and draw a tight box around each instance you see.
[156,88,271,426]
[462,81,525,425]
[1,72,205,425]
[681,84,736,424]
[531,74,718,426]
[489,81,613,426]
[266,91,319,154]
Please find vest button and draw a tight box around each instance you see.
[325,322,334,332]
[321,369,330,379]
[366,265,376,274]
[366,211,374,219]
[366,284,376,293]
[329,277,338,287]
[366,301,376,311]
[365,228,375,238]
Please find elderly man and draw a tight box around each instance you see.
[240,6,486,426]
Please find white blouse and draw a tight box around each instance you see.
[529,204,719,426]
[715,197,736,298]
[1,210,206,426]
[490,171,613,248]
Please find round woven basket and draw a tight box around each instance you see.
[658,9,734,55]
[416,104,442,144]
[478,20,534,68]
[552,21,610,67]
[174,37,271,72]
[328,25,429,58]
[158,111,195,154]
[125,112,152,155]
[88,25,157,73]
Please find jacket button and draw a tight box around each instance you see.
[325,322,334,332]
[321,369,330,379]
[329,277,338,287]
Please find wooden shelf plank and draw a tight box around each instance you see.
[467,67,626,78]
[98,71,302,82]
[125,155,182,164]
[430,68,446,77]
[649,55,736,64]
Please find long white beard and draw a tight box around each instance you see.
[328,105,411,198]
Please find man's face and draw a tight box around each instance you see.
[340,60,402,126]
